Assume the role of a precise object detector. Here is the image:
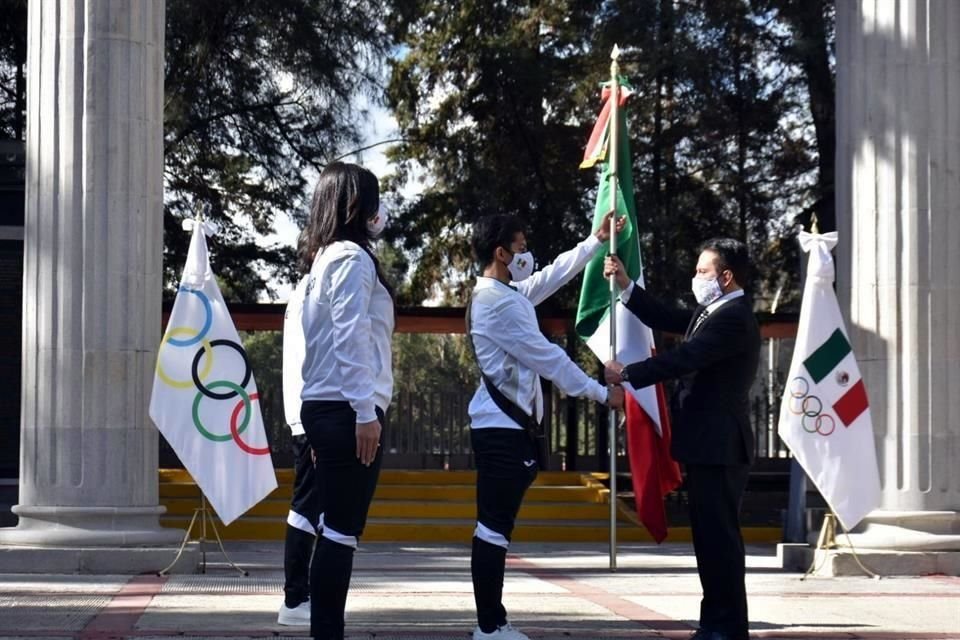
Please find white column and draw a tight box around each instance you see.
[0,0,179,550]
[836,0,960,558]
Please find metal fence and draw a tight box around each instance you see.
[378,337,796,470]
[159,333,796,471]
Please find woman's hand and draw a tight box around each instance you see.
[594,210,627,243]
[603,255,632,290]
[356,419,382,467]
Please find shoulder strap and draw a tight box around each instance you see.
[465,295,540,431]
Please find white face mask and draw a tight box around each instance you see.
[691,275,723,306]
[367,205,387,238]
[507,250,535,282]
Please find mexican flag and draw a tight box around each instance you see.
[778,231,880,531]
[149,219,277,526]
[576,81,682,543]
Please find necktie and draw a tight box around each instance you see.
[691,308,709,335]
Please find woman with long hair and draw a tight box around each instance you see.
[297,162,393,640]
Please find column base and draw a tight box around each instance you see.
[0,504,184,547]
[781,546,960,577]
[842,510,960,551]
[779,510,960,576]
[0,543,199,574]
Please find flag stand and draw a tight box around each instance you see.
[801,512,879,580]
[158,495,248,576]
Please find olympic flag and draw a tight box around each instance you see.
[777,231,880,531]
[150,218,277,526]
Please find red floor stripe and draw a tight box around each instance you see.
[507,555,692,634]
[78,574,167,639]
[505,556,960,640]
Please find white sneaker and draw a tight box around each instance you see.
[472,622,530,639]
[277,600,310,626]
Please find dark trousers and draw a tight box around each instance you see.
[470,428,539,633]
[301,401,384,640]
[685,463,750,640]
[283,434,321,608]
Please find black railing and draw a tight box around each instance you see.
[159,334,796,471]
[377,380,793,470]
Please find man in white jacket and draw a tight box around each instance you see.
[277,276,318,626]
[466,213,625,640]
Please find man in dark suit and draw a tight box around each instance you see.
[604,238,760,640]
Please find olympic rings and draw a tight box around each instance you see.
[191,339,251,400]
[800,395,822,417]
[787,375,834,436]
[789,376,809,399]
[158,288,267,457]
[166,288,213,347]
[230,392,270,455]
[802,412,835,436]
[156,327,214,389]
[192,380,251,442]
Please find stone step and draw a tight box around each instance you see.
[158,514,781,544]
[159,482,606,503]
[158,468,590,487]
[162,498,620,521]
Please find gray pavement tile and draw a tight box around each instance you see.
[0,574,127,594]
[162,573,285,594]
[136,592,634,633]
[135,637,665,640]
[0,592,111,631]
[0,541,958,639]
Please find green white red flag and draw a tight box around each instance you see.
[778,231,880,530]
[576,80,681,543]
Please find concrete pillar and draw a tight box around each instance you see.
[832,0,960,574]
[0,1,188,571]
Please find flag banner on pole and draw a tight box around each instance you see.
[575,82,682,543]
[580,84,633,169]
[149,219,277,526]
[777,231,880,531]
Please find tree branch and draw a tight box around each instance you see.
[164,99,302,153]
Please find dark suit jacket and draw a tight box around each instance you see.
[621,286,761,465]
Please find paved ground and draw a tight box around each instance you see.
[0,541,957,639]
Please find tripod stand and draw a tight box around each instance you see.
[159,495,248,576]
[801,512,879,580]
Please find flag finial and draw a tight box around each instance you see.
[611,44,621,61]
[810,212,820,234]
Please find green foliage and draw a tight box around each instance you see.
[163,0,390,302]
[0,0,26,141]
[384,0,607,307]
[0,0,834,314]
[384,0,834,313]
[393,333,478,394]
[239,330,292,462]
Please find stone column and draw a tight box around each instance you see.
[833,0,960,574]
[0,1,187,570]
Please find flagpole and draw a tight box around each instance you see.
[607,44,621,573]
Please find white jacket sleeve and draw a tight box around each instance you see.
[482,296,608,404]
[282,278,307,434]
[512,235,602,306]
[325,250,378,424]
